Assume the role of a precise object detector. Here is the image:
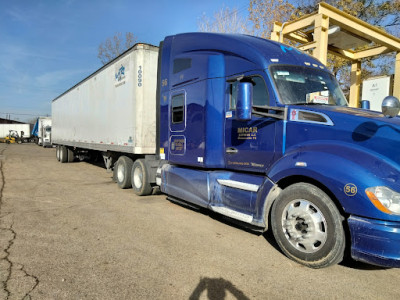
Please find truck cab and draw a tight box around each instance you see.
[43,125,52,147]
[157,33,400,268]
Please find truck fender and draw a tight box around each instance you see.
[265,143,400,221]
[257,183,282,231]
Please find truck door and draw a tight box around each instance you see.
[225,75,277,173]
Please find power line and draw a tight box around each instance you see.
[0,112,47,117]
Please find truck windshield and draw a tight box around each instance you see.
[270,65,347,106]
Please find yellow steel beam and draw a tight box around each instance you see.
[327,45,355,60]
[318,2,400,51]
[281,14,318,35]
[313,14,329,65]
[394,53,400,99]
[353,46,392,60]
[271,22,281,42]
[349,61,362,107]
[286,32,311,44]
[298,41,317,51]
[272,22,311,44]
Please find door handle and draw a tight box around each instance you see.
[226,147,238,154]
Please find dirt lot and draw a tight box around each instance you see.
[0,143,399,299]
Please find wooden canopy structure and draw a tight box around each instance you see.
[270,2,400,107]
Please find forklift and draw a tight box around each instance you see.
[4,130,27,144]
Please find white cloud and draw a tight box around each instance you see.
[6,7,30,24]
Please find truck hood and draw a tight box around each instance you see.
[315,105,400,124]
[291,105,400,166]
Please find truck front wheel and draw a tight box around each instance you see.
[271,183,345,268]
[131,159,152,196]
[115,156,133,189]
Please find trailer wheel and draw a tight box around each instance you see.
[115,156,133,189]
[56,146,61,161]
[67,148,75,162]
[131,159,152,196]
[60,146,68,163]
[271,183,345,269]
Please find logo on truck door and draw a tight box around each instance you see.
[237,127,258,140]
[170,135,186,155]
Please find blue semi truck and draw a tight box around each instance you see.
[53,33,400,269]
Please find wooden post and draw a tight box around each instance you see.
[313,14,329,65]
[271,22,282,42]
[393,52,400,99]
[349,61,362,107]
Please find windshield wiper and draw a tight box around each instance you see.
[291,102,330,106]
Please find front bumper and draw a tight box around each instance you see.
[349,215,400,268]
[43,139,52,147]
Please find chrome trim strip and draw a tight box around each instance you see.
[217,179,259,192]
[210,206,253,223]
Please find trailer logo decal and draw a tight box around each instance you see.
[115,58,130,87]
[115,65,125,82]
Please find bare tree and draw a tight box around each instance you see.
[198,6,249,34]
[249,0,295,39]
[98,32,137,65]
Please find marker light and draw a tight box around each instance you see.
[366,186,400,215]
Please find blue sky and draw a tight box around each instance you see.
[0,0,249,122]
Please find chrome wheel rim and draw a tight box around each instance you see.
[133,167,142,189]
[117,164,125,183]
[281,199,327,253]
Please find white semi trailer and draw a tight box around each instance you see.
[0,124,31,138]
[52,44,159,193]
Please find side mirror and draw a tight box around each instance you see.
[236,82,252,121]
[382,96,400,118]
[361,100,370,109]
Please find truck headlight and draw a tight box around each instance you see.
[366,186,400,215]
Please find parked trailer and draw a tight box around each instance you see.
[53,33,400,269]
[52,44,159,191]
[0,124,31,139]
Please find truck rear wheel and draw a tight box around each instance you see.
[56,146,61,161]
[60,146,68,163]
[67,148,75,162]
[115,156,133,189]
[131,159,152,196]
[271,183,345,268]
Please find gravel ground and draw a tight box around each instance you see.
[0,143,399,300]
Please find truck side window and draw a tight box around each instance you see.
[171,94,185,124]
[252,76,269,107]
[173,58,192,74]
[229,81,239,110]
[229,76,269,110]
